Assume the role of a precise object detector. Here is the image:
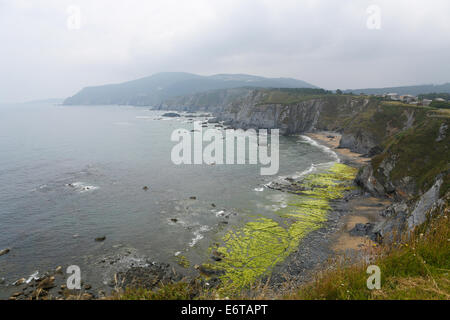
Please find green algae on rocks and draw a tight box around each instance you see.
[175,255,190,268]
[206,163,358,294]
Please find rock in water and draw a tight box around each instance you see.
[95,236,106,242]
[38,276,56,290]
[162,112,181,118]
[13,278,26,286]
[0,248,10,256]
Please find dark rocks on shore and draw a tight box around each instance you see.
[198,264,225,277]
[13,278,26,286]
[116,263,181,290]
[211,250,225,262]
[162,112,181,118]
[349,223,383,243]
[37,276,56,290]
[349,223,374,237]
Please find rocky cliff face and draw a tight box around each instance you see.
[162,88,450,241]
[355,115,449,242]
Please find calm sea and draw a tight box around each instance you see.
[0,103,336,295]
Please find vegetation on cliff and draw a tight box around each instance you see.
[117,91,450,300]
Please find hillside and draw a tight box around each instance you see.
[63,72,317,106]
[344,83,450,96]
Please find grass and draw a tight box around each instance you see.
[371,117,450,195]
[381,101,436,110]
[255,88,333,106]
[117,282,199,300]
[285,201,450,300]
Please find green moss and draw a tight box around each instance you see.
[175,255,190,268]
[211,218,291,293]
[208,163,358,295]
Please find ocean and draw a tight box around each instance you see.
[0,102,337,296]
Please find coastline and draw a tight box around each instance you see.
[269,131,390,292]
[2,130,390,300]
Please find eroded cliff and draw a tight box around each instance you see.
[161,89,450,241]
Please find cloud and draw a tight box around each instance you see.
[0,0,449,102]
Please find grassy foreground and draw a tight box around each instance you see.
[286,205,450,300]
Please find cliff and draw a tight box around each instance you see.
[161,89,450,242]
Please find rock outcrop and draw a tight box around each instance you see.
[161,88,450,242]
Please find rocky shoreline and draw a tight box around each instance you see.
[4,105,447,299]
[1,130,390,300]
[268,132,391,290]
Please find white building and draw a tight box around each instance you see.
[386,93,400,101]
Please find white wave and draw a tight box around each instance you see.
[26,271,40,284]
[67,182,99,193]
[254,187,265,192]
[189,225,210,247]
[264,163,319,189]
[299,135,340,163]
[215,210,225,217]
[292,163,316,179]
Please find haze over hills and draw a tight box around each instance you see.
[344,83,450,96]
[63,72,317,106]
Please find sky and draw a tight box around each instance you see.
[1,0,450,103]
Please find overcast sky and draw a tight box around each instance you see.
[1,0,450,103]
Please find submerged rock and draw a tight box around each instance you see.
[95,236,106,242]
[162,112,181,118]
[13,278,26,286]
[116,263,181,290]
[37,276,56,290]
[349,223,377,241]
